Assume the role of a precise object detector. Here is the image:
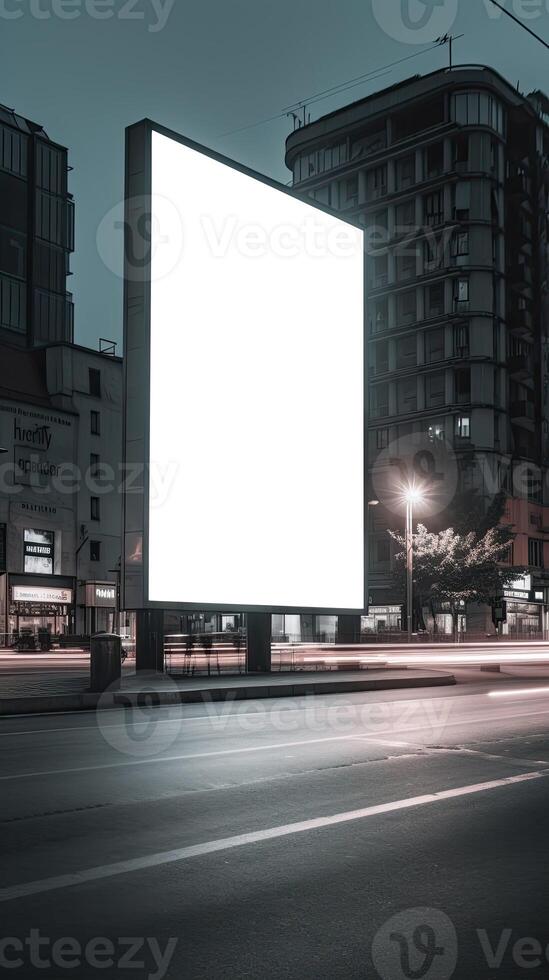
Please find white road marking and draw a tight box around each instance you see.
[488,687,549,698]
[3,706,549,781]
[1,689,549,739]
[1,768,546,904]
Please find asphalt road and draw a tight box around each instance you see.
[1,675,549,979]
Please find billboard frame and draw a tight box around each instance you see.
[122,118,368,615]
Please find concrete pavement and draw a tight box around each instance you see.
[1,675,549,977]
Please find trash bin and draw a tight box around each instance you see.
[90,633,122,692]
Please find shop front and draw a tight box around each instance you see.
[83,581,118,635]
[362,605,402,634]
[501,575,546,638]
[7,575,75,647]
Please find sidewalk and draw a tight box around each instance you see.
[0,667,456,716]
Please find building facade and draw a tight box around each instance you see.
[285,65,549,636]
[0,342,123,643]
[0,103,74,348]
[0,105,123,646]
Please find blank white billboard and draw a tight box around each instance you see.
[147,130,364,610]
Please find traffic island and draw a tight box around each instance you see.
[0,668,456,716]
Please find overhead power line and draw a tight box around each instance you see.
[488,0,549,51]
[220,37,456,138]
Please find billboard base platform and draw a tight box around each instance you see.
[0,668,455,716]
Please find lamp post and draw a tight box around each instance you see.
[403,485,424,642]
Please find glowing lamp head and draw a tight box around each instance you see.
[404,486,424,505]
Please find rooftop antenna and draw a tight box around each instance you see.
[286,104,310,131]
[435,32,464,68]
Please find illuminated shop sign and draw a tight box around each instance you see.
[12,586,72,604]
[24,529,54,575]
[85,582,117,608]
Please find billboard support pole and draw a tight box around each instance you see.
[336,615,361,644]
[136,608,164,672]
[246,612,271,673]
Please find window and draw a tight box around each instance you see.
[0,523,5,572]
[343,175,358,206]
[0,272,26,333]
[528,538,544,568]
[370,297,388,334]
[90,410,100,435]
[373,208,388,230]
[456,415,471,439]
[453,135,469,167]
[90,540,101,562]
[426,281,445,317]
[370,253,388,288]
[0,226,26,280]
[424,142,444,178]
[351,130,386,159]
[90,497,100,521]
[397,378,417,414]
[527,468,543,504]
[375,538,391,565]
[452,231,469,259]
[425,327,445,363]
[0,125,28,177]
[453,278,469,312]
[393,95,445,140]
[396,251,416,281]
[376,428,389,450]
[453,182,471,221]
[23,528,54,575]
[397,289,416,325]
[426,419,446,442]
[455,368,471,404]
[293,143,348,183]
[396,333,416,369]
[373,339,389,375]
[424,236,444,272]
[396,155,415,189]
[368,165,387,200]
[395,199,415,230]
[310,185,331,207]
[451,92,506,135]
[425,372,445,409]
[90,453,100,478]
[490,138,498,174]
[89,368,101,397]
[371,383,389,419]
[453,322,469,357]
[424,190,444,227]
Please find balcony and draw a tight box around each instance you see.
[506,172,531,199]
[510,400,536,424]
[509,308,533,339]
[508,261,532,288]
[507,352,532,379]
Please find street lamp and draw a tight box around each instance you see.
[402,483,424,642]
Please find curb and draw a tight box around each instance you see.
[0,672,456,716]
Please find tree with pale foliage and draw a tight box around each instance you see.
[389,523,523,633]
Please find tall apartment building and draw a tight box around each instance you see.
[285,66,549,636]
[0,103,74,347]
[0,106,123,643]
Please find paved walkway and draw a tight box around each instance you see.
[0,667,456,715]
